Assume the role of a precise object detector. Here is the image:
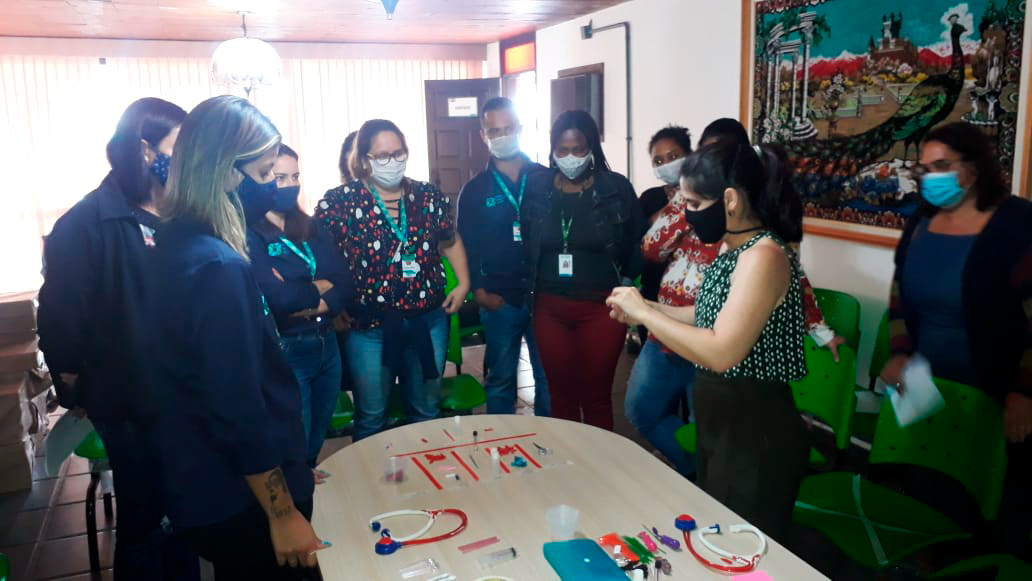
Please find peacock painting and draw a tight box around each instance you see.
[752,0,1027,229]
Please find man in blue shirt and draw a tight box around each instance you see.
[456,97,549,415]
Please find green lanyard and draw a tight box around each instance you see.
[560,208,573,253]
[369,183,408,250]
[491,170,527,219]
[278,237,317,279]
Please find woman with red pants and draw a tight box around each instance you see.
[523,110,644,429]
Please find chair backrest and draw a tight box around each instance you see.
[813,288,862,352]
[442,257,462,366]
[869,379,1008,520]
[868,311,891,387]
[790,336,858,451]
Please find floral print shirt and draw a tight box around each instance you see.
[315,178,454,330]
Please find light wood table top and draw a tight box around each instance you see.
[314,415,828,580]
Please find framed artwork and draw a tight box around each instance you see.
[740,0,1031,246]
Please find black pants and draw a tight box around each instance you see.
[177,500,321,581]
[693,371,809,542]
[92,419,199,581]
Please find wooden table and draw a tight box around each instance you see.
[314,415,828,580]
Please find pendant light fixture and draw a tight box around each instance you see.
[211,12,282,96]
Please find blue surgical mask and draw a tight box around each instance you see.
[920,171,966,208]
[273,185,300,213]
[237,173,278,224]
[149,152,171,186]
[554,152,593,181]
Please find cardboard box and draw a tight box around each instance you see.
[0,437,34,494]
[0,291,37,334]
[0,339,40,374]
[0,372,50,445]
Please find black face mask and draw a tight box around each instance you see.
[238,173,278,225]
[684,197,726,244]
[272,185,300,213]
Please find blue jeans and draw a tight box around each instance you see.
[346,309,448,441]
[480,303,550,415]
[280,330,342,466]
[624,338,696,477]
[91,419,199,581]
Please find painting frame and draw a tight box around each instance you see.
[739,0,1032,248]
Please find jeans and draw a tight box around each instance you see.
[346,309,448,441]
[91,419,199,581]
[624,338,696,477]
[177,500,318,581]
[480,303,550,415]
[280,330,343,466]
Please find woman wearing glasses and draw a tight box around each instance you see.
[882,122,1032,554]
[315,119,470,440]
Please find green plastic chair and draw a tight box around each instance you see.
[790,337,858,466]
[868,311,891,389]
[74,431,113,573]
[793,379,1008,569]
[441,258,486,413]
[329,391,355,432]
[931,554,1032,580]
[813,288,861,352]
[1,552,8,581]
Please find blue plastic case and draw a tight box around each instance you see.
[542,538,628,580]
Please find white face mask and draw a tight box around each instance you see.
[554,152,593,180]
[488,134,521,160]
[654,157,686,186]
[370,158,407,190]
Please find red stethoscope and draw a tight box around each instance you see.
[676,514,767,575]
[369,509,468,555]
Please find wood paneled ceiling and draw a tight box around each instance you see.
[0,0,631,44]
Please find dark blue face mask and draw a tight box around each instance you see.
[272,185,300,213]
[149,152,171,186]
[237,173,278,225]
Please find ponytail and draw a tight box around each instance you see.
[680,141,803,243]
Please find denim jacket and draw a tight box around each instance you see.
[522,167,645,302]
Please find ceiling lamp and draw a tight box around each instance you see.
[211,12,281,96]
[381,0,400,19]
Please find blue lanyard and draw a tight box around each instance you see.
[278,237,316,279]
[491,170,527,219]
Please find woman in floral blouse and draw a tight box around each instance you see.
[315,119,470,440]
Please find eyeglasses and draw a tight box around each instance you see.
[913,158,964,176]
[367,151,409,166]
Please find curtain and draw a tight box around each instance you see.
[0,51,482,292]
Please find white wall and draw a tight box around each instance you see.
[535,0,743,185]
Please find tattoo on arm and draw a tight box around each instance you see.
[264,468,292,518]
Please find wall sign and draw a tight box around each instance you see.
[447,96,478,117]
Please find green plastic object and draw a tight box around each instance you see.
[790,337,858,455]
[812,288,861,352]
[793,379,1008,569]
[441,374,486,412]
[675,423,696,454]
[329,391,355,431]
[869,378,1007,521]
[868,311,891,389]
[74,431,107,461]
[930,554,1032,580]
[0,552,8,581]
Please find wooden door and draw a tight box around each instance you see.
[424,78,500,202]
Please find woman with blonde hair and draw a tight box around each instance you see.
[149,95,325,579]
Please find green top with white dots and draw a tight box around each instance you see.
[694,231,806,381]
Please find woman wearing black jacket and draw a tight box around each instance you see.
[37,98,198,580]
[523,110,644,430]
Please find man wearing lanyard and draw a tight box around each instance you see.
[456,97,550,415]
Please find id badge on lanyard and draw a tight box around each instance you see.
[558,253,574,277]
[401,254,420,278]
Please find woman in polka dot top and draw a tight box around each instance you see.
[606,141,809,541]
[315,119,471,441]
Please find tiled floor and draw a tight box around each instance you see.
[0,340,648,580]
